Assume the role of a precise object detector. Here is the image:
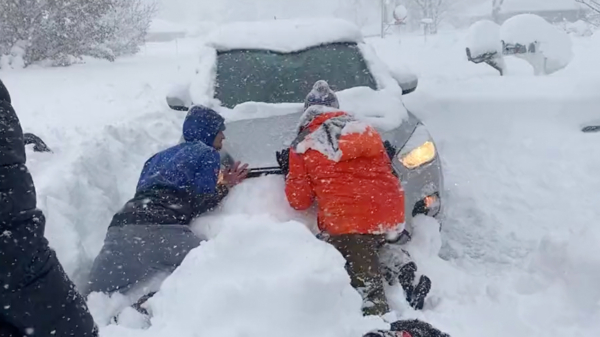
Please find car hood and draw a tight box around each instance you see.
[220,95,419,168]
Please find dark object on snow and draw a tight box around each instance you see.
[23,132,52,152]
[364,319,451,337]
[0,79,98,337]
[466,48,504,76]
[466,41,537,76]
[391,320,451,337]
[275,148,290,176]
[582,125,600,133]
[397,262,431,310]
[384,261,432,310]
[247,166,283,178]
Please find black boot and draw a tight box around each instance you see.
[398,262,417,293]
[407,275,431,310]
[363,319,451,337]
[391,319,451,337]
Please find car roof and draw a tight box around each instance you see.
[204,17,364,53]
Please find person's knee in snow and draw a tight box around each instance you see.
[327,234,389,316]
[279,80,412,317]
[86,106,249,304]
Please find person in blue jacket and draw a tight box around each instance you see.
[85,106,248,305]
[0,79,99,336]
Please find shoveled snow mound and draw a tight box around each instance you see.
[466,20,502,57]
[96,215,388,337]
[500,14,573,74]
[204,18,364,53]
[26,111,185,286]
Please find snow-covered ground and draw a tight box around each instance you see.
[2,25,600,337]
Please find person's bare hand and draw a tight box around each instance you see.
[221,161,249,188]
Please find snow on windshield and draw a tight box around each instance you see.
[189,29,407,132]
[204,18,364,53]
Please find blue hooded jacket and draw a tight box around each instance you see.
[110,106,228,227]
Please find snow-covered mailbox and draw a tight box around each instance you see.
[466,14,573,76]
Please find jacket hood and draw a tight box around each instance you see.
[293,107,379,162]
[0,79,11,104]
[297,105,346,134]
[182,106,225,146]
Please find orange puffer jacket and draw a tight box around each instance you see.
[284,111,405,236]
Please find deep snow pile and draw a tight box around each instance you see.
[205,18,364,53]
[89,176,451,337]
[465,20,502,57]
[95,213,389,337]
[500,14,573,75]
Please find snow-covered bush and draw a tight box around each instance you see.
[560,20,596,37]
[96,0,157,58]
[0,0,157,69]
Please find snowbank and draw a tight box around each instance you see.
[465,20,502,57]
[205,18,364,53]
[26,111,185,285]
[96,215,388,337]
[500,14,573,74]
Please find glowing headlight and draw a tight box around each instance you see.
[399,141,436,169]
[398,125,437,169]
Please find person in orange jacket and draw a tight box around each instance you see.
[277,80,431,317]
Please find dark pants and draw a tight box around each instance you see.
[85,224,202,300]
[327,234,389,316]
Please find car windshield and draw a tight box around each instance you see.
[214,42,377,108]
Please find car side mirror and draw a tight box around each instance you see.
[390,65,418,95]
[166,82,192,111]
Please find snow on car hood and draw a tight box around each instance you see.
[217,86,407,132]
[205,18,364,53]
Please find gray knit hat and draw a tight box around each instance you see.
[303,80,339,110]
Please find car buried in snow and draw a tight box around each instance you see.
[166,18,444,242]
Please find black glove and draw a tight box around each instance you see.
[276,148,290,176]
[383,140,397,161]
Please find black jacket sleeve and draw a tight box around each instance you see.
[0,88,98,337]
[192,183,229,218]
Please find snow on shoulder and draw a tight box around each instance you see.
[205,18,364,53]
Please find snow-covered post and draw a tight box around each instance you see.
[380,0,393,38]
[421,18,433,42]
[380,0,386,38]
[492,0,505,23]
